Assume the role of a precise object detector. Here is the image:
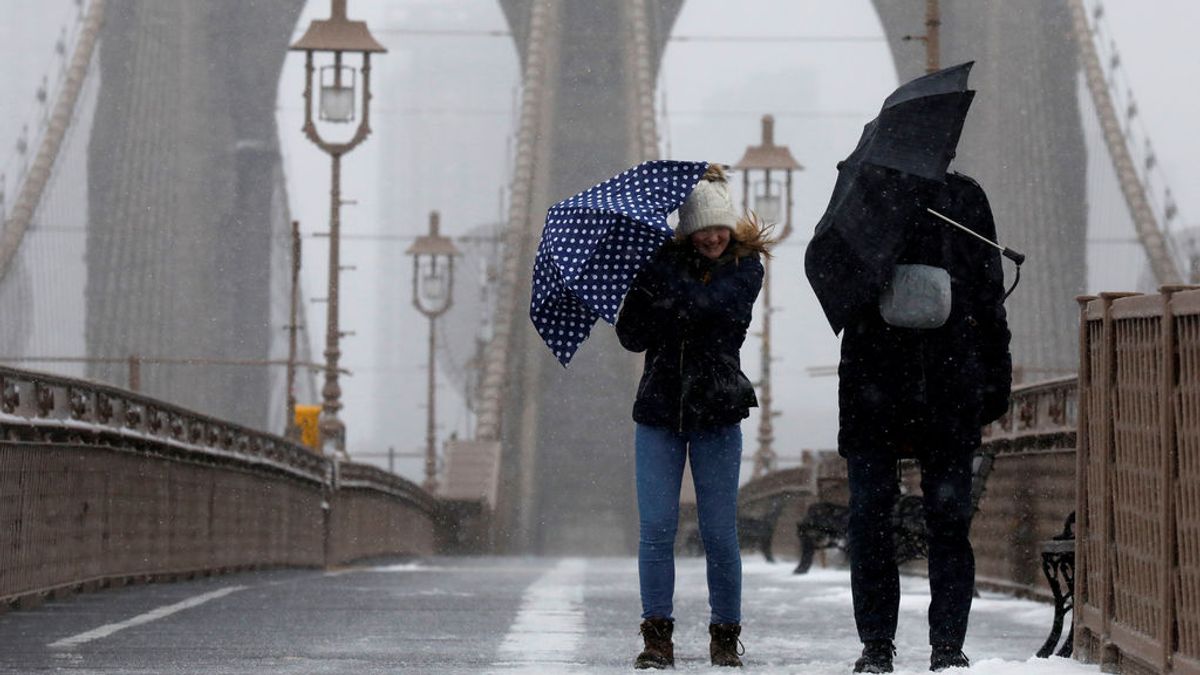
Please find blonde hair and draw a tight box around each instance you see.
[732,211,777,259]
[701,163,729,183]
[675,162,778,259]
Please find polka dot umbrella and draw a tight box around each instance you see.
[530,159,709,366]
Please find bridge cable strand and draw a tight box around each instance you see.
[0,0,105,289]
[0,1,105,369]
[1085,0,1191,282]
[626,0,660,162]
[473,0,555,442]
[1069,0,1183,286]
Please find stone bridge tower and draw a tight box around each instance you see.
[493,0,685,554]
[486,0,1087,554]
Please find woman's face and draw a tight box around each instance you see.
[690,226,731,260]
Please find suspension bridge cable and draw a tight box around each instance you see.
[0,0,104,287]
[1068,0,1181,285]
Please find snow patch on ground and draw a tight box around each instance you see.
[363,562,449,573]
[493,558,588,672]
[724,656,1090,674]
[726,558,1086,674]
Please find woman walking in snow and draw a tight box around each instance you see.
[616,164,773,669]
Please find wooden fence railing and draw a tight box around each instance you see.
[1076,288,1200,674]
[0,365,442,610]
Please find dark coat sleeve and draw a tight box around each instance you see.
[615,283,660,353]
[616,254,676,353]
[617,251,764,353]
[969,187,1013,425]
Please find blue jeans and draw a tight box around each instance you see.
[636,423,743,625]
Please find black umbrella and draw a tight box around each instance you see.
[805,62,979,335]
[854,61,976,181]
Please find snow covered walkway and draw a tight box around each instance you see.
[0,555,1098,673]
[728,558,1090,674]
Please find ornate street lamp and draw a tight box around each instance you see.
[289,0,385,457]
[734,115,802,478]
[406,212,461,491]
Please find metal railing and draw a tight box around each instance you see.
[0,364,326,481]
[0,364,441,609]
[968,376,1078,597]
[736,377,1080,600]
[1075,287,1200,673]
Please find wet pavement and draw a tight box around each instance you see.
[0,556,1093,673]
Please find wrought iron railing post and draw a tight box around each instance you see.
[1074,294,1097,656]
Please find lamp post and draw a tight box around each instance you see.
[925,0,941,73]
[734,115,802,479]
[289,0,385,457]
[285,221,302,441]
[902,0,941,73]
[406,211,461,492]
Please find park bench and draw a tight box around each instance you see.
[790,447,1078,660]
[731,466,815,562]
[1035,512,1075,659]
[793,494,928,574]
[737,495,789,562]
[792,445,998,574]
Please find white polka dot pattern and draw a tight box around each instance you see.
[529,160,709,366]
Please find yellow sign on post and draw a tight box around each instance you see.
[294,405,322,451]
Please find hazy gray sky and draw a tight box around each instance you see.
[1,0,1197,481]
[658,0,1200,460]
[277,0,1200,478]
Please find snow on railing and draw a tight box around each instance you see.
[0,363,443,610]
[0,363,327,484]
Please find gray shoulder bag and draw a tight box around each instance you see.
[879,263,951,329]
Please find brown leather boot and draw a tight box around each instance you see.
[635,618,675,669]
[709,623,744,667]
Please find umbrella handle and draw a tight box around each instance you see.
[1001,247,1025,301]
[1002,247,1026,265]
[1003,261,1022,301]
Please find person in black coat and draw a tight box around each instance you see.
[837,172,1012,673]
[616,165,770,669]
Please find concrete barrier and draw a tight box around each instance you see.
[0,365,441,610]
[327,462,440,565]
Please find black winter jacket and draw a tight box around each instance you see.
[616,241,763,432]
[838,172,1012,458]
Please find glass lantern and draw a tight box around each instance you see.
[418,258,449,308]
[318,66,356,123]
[755,190,782,224]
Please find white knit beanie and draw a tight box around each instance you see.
[677,179,738,238]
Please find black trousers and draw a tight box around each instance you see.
[846,448,975,648]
